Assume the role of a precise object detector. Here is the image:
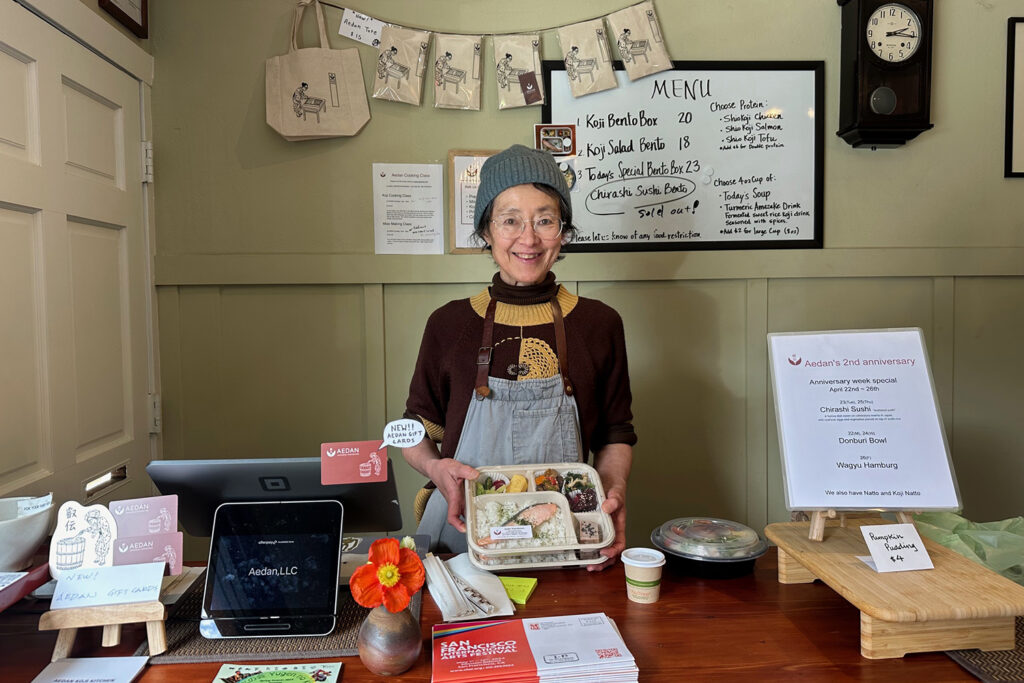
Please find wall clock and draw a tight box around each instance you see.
[837,0,933,148]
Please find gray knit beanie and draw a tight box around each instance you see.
[474,145,572,233]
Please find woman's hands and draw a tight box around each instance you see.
[425,457,480,532]
[588,443,633,572]
[402,437,479,532]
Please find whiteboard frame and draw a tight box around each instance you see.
[542,60,825,252]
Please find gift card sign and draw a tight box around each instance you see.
[109,494,177,537]
[859,523,934,573]
[321,441,387,484]
[321,419,425,485]
[49,501,117,579]
[51,562,163,610]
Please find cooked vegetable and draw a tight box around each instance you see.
[534,468,563,492]
[506,474,528,493]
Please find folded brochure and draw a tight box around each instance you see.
[431,612,637,682]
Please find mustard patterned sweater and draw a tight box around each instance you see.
[404,272,637,462]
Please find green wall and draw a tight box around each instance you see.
[148,0,1024,554]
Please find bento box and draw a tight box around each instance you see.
[464,463,614,571]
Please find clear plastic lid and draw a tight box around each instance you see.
[651,517,767,562]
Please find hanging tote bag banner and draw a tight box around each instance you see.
[373,25,432,105]
[557,18,617,98]
[494,34,544,109]
[606,0,671,81]
[265,0,370,140]
[434,34,482,110]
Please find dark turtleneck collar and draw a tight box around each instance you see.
[488,272,558,305]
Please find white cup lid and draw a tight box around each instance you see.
[621,547,666,568]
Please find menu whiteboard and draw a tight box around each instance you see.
[542,61,824,251]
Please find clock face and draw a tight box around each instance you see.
[866,3,922,63]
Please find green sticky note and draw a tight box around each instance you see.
[499,576,537,605]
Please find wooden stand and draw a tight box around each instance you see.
[805,509,918,541]
[38,601,166,662]
[766,519,1024,659]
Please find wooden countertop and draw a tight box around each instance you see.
[0,549,975,681]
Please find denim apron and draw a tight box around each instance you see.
[416,295,583,553]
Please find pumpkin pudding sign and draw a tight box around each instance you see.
[321,419,425,485]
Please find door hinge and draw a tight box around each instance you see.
[148,392,162,434]
[142,140,154,183]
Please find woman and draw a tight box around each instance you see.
[402,145,635,571]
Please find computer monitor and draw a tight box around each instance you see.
[146,457,402,537]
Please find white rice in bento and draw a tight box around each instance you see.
[474,500,572,550]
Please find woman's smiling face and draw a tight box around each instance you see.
[483,183,564,286]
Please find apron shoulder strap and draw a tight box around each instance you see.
[475,297,498,399]
[551,293,574,396]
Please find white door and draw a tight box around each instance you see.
[0,0,153,505]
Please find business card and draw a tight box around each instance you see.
[108,494,177,537]
[519,71,543,104]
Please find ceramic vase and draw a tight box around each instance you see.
[357,604,422,676]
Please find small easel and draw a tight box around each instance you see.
[806,509,918,541]
[38,601,167,662]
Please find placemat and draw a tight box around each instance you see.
[136,571,422,664]
[947,616,1024,683]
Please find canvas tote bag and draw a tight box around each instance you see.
[266,0,370,140]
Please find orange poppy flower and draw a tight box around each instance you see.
[349,537,425,612]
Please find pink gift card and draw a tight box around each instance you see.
[108,495,178,537]
[321,441,388,485]
[113,532,183,575]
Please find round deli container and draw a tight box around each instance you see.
[650,517,768,579]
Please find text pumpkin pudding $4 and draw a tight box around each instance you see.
[651,517,767,578]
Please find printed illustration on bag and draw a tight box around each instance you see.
[606,0,671,81]
[435,51,467,92]
[292,81,327,122]
[49,501,117,577]
[377,46,409,89]
[433,34,482,110]
[493,34,543,108]
[496,53,520,91]
[616,28,650,64]
[496,43,540,93]
[373,26,431,105]
[564,46,599,84]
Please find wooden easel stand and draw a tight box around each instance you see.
[38,601,166,662]
[807,509,918,541]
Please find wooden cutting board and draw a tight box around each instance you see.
[766,518,1024,658]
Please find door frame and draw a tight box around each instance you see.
[12,0,162,472]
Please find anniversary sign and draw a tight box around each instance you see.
[543,61,823,251]
[768,329,961,512]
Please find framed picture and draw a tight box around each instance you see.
[1007,18,1024,177]
[99,0,148,39]
[448,150,496,253]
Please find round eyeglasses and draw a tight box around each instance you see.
[490,215,564,240]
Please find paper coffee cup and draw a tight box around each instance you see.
[621,547,666,604]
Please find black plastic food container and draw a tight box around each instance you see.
[651,517,768,579]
